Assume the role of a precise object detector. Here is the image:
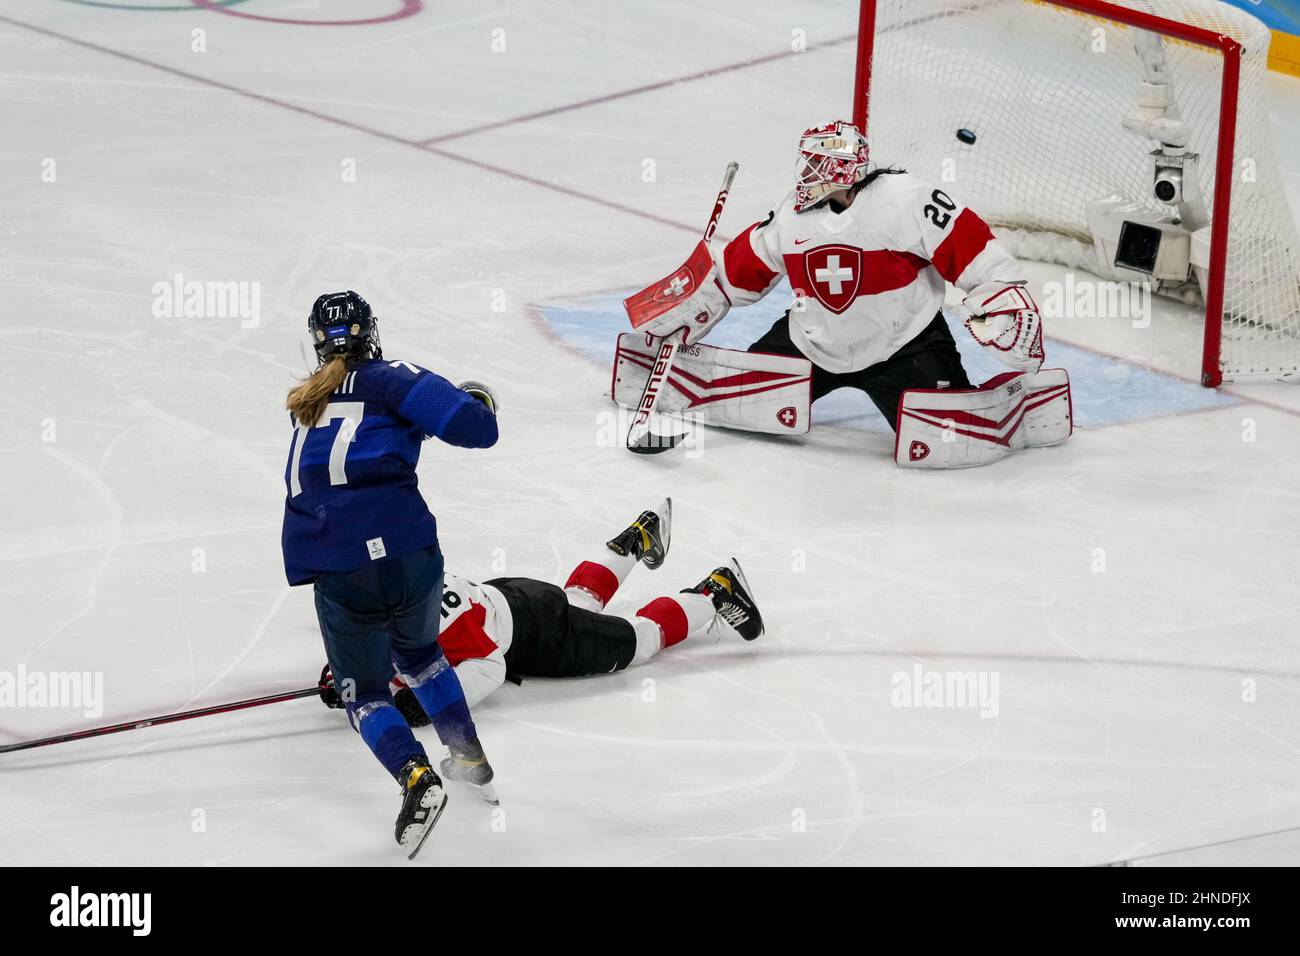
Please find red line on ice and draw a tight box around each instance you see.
[417,33,860,146]
[187,0,424,27]
[0,13,701,238]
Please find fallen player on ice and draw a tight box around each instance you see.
[613,120,1073,468]
[318,500,763,795]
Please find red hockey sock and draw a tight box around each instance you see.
[564,560,622,609]
[636,596,690,648]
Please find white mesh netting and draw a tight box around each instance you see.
[861,0,1300,382]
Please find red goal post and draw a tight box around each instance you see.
[851,0,1266,387]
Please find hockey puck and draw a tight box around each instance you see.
[956,128,977,145]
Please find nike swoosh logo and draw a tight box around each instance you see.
[794,237,815,245]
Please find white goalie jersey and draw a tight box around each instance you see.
[716,172,1022,373]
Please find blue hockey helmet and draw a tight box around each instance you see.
[308,291,381,362]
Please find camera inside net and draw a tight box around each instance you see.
[1085,197,1197,285]
[1115,221,1165,273]
[1153,165,1183,204]
[1150,149,1197,206]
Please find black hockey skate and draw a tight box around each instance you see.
[686,558,764,641]
[395,756,447,861]
[440,738,500,807]
[605,498,672,571]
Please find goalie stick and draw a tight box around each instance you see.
[624,161,738,454]
[0,684,323,754]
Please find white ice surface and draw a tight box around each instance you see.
[1,0,1299,866]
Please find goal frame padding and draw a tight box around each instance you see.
[852,0,1242,387]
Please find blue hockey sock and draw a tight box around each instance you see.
[350,698,426,778]
[404,653,478,752]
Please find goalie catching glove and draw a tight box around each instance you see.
[960,281,1044,373]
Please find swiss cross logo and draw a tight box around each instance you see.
[803,245,861,314]
[909,440,930,461]
[654,267,695,303]
[777,406,798,429]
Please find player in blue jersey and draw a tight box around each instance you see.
[282,290,499,859]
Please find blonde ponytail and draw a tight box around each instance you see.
[287,356,350,427]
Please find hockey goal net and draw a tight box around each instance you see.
[853,0,1300,385]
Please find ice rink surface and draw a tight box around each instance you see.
[2,0,1299,866]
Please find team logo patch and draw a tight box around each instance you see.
[777,406,798,429]
[909,440,930,461]
[802,245,861,314]
[653,266,695,304]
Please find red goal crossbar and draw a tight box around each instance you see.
[852,0,1242,386]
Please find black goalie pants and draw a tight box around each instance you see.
[747,310,971,431]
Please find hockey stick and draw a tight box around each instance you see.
[0,685,324,755]
[624,161,738,455]
[625,327,688,455]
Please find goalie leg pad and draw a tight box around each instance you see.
[894,369,1071,469]
[612,333,812,435]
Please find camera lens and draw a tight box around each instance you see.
[1115,221,1163,273]
[1154,171,1180,203]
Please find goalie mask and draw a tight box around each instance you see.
[794,120,871,212]
[307,290,382,363]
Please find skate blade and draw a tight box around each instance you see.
[405,792,448,861]
[728,557,764,640]
[478,782,500,807]
[654,496,672,568]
